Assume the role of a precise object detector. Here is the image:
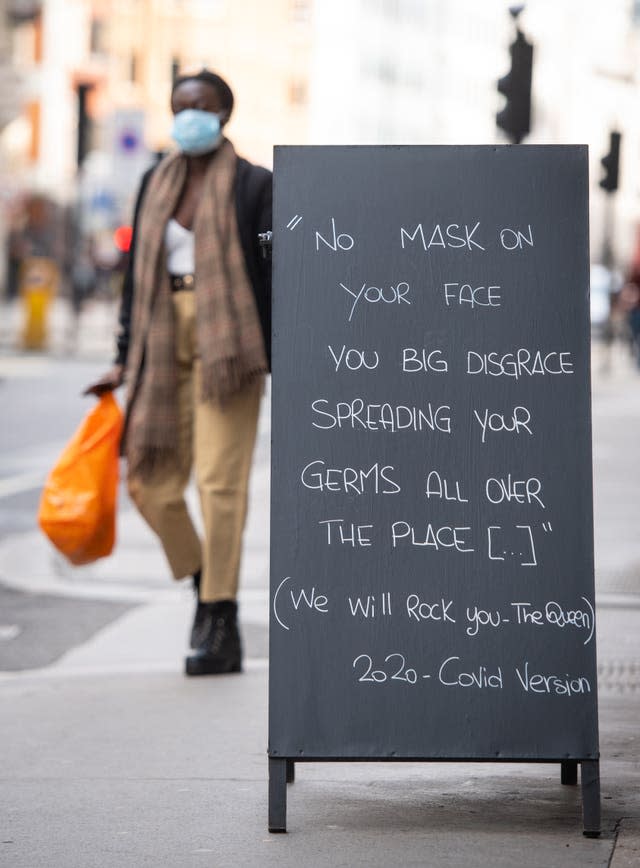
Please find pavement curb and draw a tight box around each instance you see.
[610,818,640,867]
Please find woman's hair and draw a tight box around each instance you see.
[171,69,234,116]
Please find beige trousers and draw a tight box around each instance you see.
[127,290,262,602]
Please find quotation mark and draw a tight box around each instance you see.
[542,522,553,533]
[287,214,302,231]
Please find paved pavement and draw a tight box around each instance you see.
[1,300,640,866]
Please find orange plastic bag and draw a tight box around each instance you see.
[38,393,124,565]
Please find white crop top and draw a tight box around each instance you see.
[165,218,195,275]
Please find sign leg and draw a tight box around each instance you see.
[269,757,288,833]
[561,760,578,785]
[286,758,296,784]
[581,760,601,837]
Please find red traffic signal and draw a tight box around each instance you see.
[496,29,533,144]
[113,225,133,253]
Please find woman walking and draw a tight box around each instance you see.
[85,70,271,676]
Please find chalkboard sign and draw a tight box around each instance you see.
[268,146,599,833]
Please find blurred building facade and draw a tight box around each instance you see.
[2,0,640,286]
[106,0,313,170]
[309,0,640,264]
[0,0,41,290]
[308,0,511,146]
[526,0,640,266]
[2,0,313,191]
[1,0,314,262]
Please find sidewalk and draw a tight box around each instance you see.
[1,335,640,866]
[2,614,639,867]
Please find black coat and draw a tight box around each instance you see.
[114,155,272,368]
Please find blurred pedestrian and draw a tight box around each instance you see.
[84,69,271,675]
[15,194,63,350]
[6,220,26,301]
[66,241,96,352]
[620,280,640,367]
[620,234,640,368]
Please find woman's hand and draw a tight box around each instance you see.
[83,364,125,396]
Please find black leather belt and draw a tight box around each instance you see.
[170,273,195,291]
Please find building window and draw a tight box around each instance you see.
[291,0,311,24]
[360,0,425,23]
[362,58,398,87]
[289,79,307,106]
[90,17,106,54]
[7,1,41,23]
[188,0,226,16]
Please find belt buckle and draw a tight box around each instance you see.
[172,273,194,291]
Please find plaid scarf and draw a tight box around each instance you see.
[124,140,268,477]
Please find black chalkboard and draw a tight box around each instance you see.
[268,146,599,830]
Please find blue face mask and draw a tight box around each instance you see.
[171,109,223,155]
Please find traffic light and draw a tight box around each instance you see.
[496,29,533,144]
[113,225,133,253]
[600,131,621,193]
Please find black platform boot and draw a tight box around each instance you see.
[189,570,210,650]
[185,600,242,676]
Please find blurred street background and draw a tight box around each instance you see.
[2,1,640,866]
[2,0,640,363]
